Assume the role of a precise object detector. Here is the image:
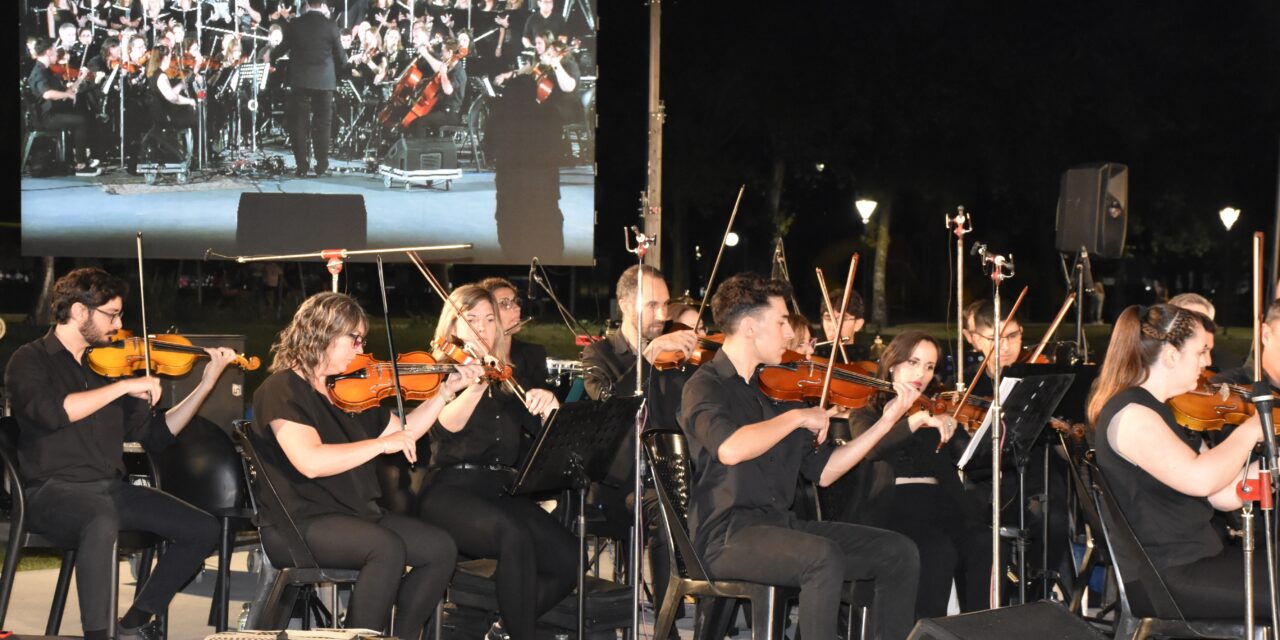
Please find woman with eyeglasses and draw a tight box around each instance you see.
[417,284,575,640]
[250,292,485,639]
[478,276,553,397]
[1089,304,1270,618]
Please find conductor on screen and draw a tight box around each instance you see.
[271,0,347,178]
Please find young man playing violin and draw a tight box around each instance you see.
[961,298,1024,397]
[681,272,920,640]
[3,268,239,640]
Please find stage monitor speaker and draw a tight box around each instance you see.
[235,193,367,256]
[908,601,1106,640]
[159,334,247,433]
[382,137,459,172]
[1054,162,1128,259]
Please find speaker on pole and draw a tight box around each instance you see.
[1054,162,1129,259]
[908,601,1107,640]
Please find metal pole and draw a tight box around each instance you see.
[642,0,663,268]
[990,278,1003,609]
[947,208,971,390]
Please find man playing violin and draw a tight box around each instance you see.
[28,37,102,176]
[3,268,239,640]
[817,287,871,363]
[961,298,1023,397]
[680,272,920,640]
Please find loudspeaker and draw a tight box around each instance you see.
[381,136,459,172]
[235,193,367,256]
[1054,162,1129,259]
[908,601,1106,640]
[159,334,247,433]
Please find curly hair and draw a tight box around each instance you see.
[711,272,792,335]
[51,268,129,324]
[270,292,367,382]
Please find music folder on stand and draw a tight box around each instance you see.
[508,395,644,640]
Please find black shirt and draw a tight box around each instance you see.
[1094,386,1222,570]
[251,369,387,522]
[4,331,176,485]
[522,10,564,43]
[680,349,834,555]
[428,385,538,470]
[581,331,689,434]
[509,338,550,393]
[28,63,67,117]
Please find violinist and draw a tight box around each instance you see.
[28,37,101,176]
[349,28,385,88]
[146,45,198,135]
[540,40,579,126]
[417,285,576,640]
[56,22,81,60]
[478,277,549,394]
[3,268,238,640]
[251,292,481,639]
[272,0,348,177]
[823,331,983,620]
[817,287,871,362]
[680,272,920,640]
[1089,303,1272,619]
[380,28,411,84]
[665,301,706,336]
[786,312,817,356]
[1169,292,1240,374]
[960,298,1023,397]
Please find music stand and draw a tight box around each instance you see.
[508,395,644,640]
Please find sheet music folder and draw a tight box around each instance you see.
[508,395,645,495]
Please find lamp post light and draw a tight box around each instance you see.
[1220,207,1241,231]
[856,199,878,225]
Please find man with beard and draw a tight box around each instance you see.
[3,268,238,640]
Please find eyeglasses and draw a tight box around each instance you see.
[347,332,367,348]
[497,297,523,311]
[972,329,1023,342]
[93,307,124,322]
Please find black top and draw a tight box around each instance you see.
[1094,386,1223,570]
[581,331,689,433]
[509,338,550,393]
[522,11,565,42]
[271,10,348,90]
[251,370,386,522]
[4,331,175,485]
[547,53,580,125]
[680,349,835,555]
[428,385,538,470]
[28,63,67,117]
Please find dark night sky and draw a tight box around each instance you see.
[593,1,1280,324]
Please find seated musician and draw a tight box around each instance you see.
[145,45,198,135]
[87,37,123,86]
[664,301,705,336]
[416,285,575,640]
[28,37,101,176]
[521,0,564,49]
[381,28,411,83]
[3,268,238,640]
[829,331,983,619]
[478,277,550,394]
[960,298,1024,397]
[786,312,816,356]
[408,37,467,133]
[817,286,871,362]
[680,272,920,639]
[1169,291,1241,373]
[1089,303,1271,618]
[250,292,479,639]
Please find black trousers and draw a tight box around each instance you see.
[262,512,456,639]
[25,478,220,633]
[287,88,334,171]
[1165,544,1275,619]
[704,515,920,640]
[419,469,578,640]
[885,484,991,618]
[42,111,91,163]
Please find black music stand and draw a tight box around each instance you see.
[509,395,644,640]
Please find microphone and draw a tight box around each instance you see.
[527,257,538,302]
[971,242,986,257]
[1253,381,1279,482]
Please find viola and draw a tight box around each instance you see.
[87,330,260,378]
[326,351,474,412]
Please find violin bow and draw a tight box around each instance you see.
[374,257,411,439]
[817,253,860,410]
[135,232,155,402]
[771,237,802,314]
[1254,232,1264,382]
[815,267,849,364]
[1026,291,1076,363]
[952,285,1029,421]
[694,184,746,328]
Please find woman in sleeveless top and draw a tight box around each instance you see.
[1087,303,1268,618]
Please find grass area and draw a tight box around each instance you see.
[0,549,65,571]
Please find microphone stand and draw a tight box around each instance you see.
[946,207,973,391]
[528,257,598,342]
[206,243,473,292]
[975,242,1015,608]
[623,225,653,640]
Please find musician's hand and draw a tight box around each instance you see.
[793,405,840,444]
[883,381,922,422]
[200,347,239,382]
[443,364,486,395]
[377,429,417,463]
[912,411,958,443]
[641,329,697,364]
[524,388,559,418]
[121,375,163,406]
[495,15,508,27]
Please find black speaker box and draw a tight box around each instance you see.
[159,334,247,433]
[1054,162,1129,259]
[382,136,459,172]
[235,193,367,256]
[908,602,1107,640]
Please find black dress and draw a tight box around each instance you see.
[1095,386,1271,618]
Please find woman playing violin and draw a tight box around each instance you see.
[786,312,817,357]
[1089,303,1271,618]
[251,292,484,639]
[417,284,576,640]
[823,330,983,619]
[145,45,198,137]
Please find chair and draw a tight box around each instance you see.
[1088,459,1258,640]
[0,416,161,638]
[1059,446,1113,619]
[231,421,360,631]
[21,83,68,173]
[155,417,257,631]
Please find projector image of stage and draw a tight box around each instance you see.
[19,161,595,266]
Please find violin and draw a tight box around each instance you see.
[431,336,515,382]
[87,330,260,378]
[326,351,507,413]
[651,324,722,370]
[1168,374,1280,433]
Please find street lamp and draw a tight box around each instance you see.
[725,232,740,247]
[856,199,878,225]
[1219,207,1241,231]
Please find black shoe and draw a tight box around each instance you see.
[314,163,329,177]
[314,168,330,178]
[294,167,309,178]
[117,619,160,640]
